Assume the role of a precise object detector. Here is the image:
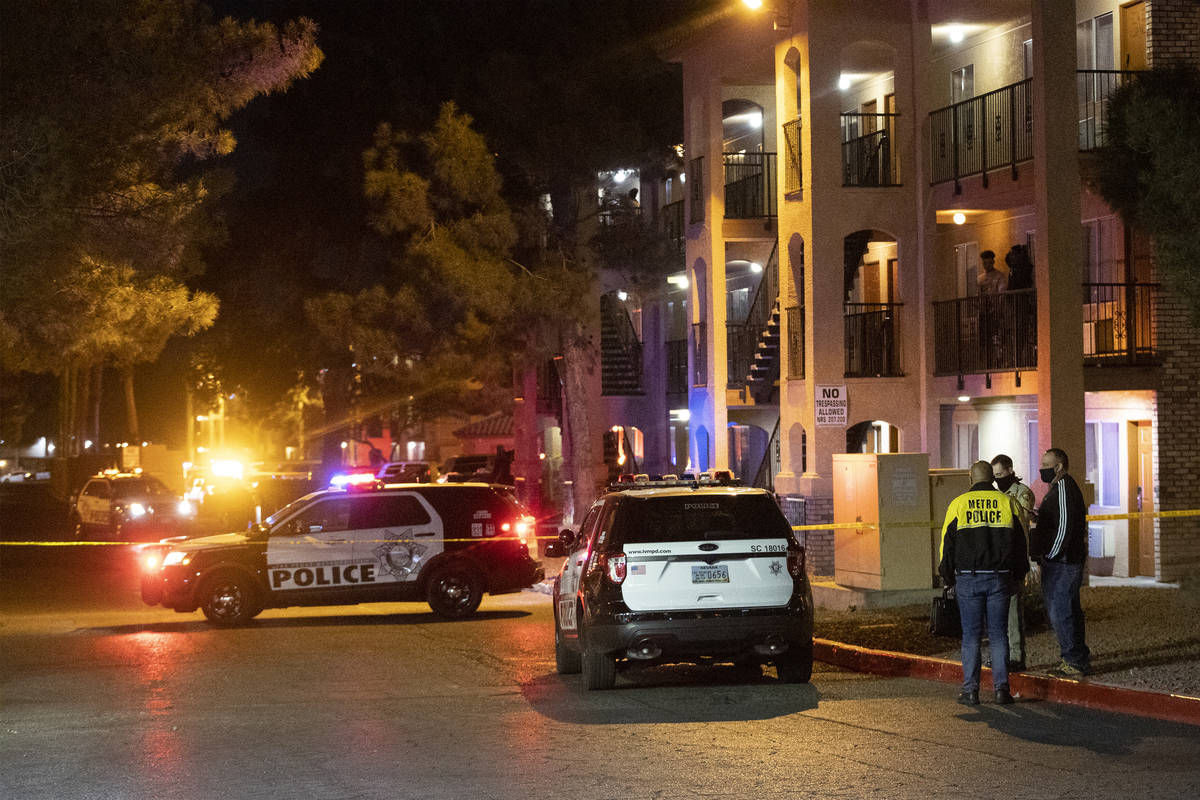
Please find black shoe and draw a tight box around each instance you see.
[994,687,1014,705]
[957,690,979,706]
[1007,660,1026,672]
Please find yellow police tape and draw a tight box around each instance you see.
[3,508,1200,547]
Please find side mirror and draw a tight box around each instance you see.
[558,528,577,550]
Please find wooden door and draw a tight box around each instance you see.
[1127,420,1155,576]
[1120,2,1147,71]
[861,99,878,134]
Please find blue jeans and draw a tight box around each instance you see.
[955,572,1013,692]
[1041,560,1090,669]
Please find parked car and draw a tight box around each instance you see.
[71,470,194,542]
[139,481,544,626]
[547,478,813,689]
[377,460,437,483]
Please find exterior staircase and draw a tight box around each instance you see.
[600,293,644,396]
[744,300,781,404]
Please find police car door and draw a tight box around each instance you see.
[351,493,442,586]
[265,497,356,595]
[80,480,110,526]
[556,502,604,634]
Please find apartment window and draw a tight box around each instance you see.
[1077,13,1114,70]
[951,65,974,104]
[1085,421,1120,507]
[1082,218,1121,284]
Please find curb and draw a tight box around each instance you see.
[813,638,1200,727]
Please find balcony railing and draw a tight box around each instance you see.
[840,113,901,187]
[933,289,1037,376]
[1078,70,1138,152]
[726,246,779,389]
[930,78,1032,188]
[692,321,707,386]
[783,117,803,195]
[661,199,685,258]
[844,302,903,377]
[1082,282,1158,364]
[688,157,704,224]
[666,338,688,397]
[723,152,777,219]
[786,305,804,379]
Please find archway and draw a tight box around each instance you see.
[844,229,901,377]
[838,40,899,186]
[846,420,900,454]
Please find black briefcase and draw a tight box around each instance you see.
[930,587,961,637]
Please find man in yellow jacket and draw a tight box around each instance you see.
[939,461,1030,706]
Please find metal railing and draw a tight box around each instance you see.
[723,152,777,219]
[1082,282,1158,364]
[666,338,688,397]
[783,117,803,195]
[688,157,705,224]
[1078,70,1139,151]
[933,289,1037,376]
[930,78,1032,187]
[600,292,643,394]
[840,113,901,186]
[726,244,779,389]
[660,199,685,258]
[786,305,805,379]
[844,302,903,377]
[692,321,707,386]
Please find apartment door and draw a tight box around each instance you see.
[1127,420,1155,576]
[1120,2,1147,71]
[861,100,878,134]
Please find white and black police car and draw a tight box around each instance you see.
[546,475,813,690]
[139,475,544,625]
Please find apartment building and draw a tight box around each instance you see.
[609,0,1200,582]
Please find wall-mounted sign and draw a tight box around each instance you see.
[816,385,847,427]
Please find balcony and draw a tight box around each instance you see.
[661,199,685,259]
[844,302,903,378]
[841,113,901,187]
[929,71,1140,188]
[933,289,1037,377]
[723,152,777,219]
[1082,282,1158,365]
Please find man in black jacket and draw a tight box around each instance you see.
[1032,447,1091,677]
[939,461,1029,705]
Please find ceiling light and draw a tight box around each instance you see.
[949,26,965,44]
[957,395,970,403]
[838,74,851,91]
[750,262,763,273]
[953,212,966,225]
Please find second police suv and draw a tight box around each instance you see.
[547,474,814,690]
[139,475,544,625]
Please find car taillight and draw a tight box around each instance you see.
[600,553,627,584]
[787,546,805,578]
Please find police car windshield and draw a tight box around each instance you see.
[613,494,791,544]
[112,477,173,499]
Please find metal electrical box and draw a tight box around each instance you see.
[833,453,932,591]
[929,468,970,582]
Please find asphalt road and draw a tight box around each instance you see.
[2,549,1199,800]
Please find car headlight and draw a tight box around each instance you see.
[162,551,191,567]
[127,502,147,518]
[177,500,194,516]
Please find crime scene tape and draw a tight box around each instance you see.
[3,509,1200,547]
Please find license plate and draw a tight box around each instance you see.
[691,565,729,584]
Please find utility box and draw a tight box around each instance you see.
[929,468,970,582]
[833,453,931,591]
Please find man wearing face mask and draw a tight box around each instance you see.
[1031,447,1091,677]
[991,454,1035,671]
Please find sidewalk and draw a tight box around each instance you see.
[813,580,1200,702]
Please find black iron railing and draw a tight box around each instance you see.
[723,152,777,219]
[1082,282,1158,364]
[600,292,643,395]
[666,338,688,397]
[930,78,1032,187]
[661,199,685,258]
[1078,70,1139,151]
[840,113,901,187]
[783,117,803,195]
[688,157,705,224]
[786,305,804,379]
[726,244,779,389]
[692,321,707,386]
[753,418,780,491]
[844,302,903,377]
[933,289,1037,376]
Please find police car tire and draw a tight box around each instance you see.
[775,644,813,684]
[581,645,616,690]
[554,624,582,675]
[427,564,483,619]
[70,514,85,541]
[199,572,260,626]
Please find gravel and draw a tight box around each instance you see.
[813,582,1200,697]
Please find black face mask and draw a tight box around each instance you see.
[1039,467,1057,484]
[995,474,1017,492]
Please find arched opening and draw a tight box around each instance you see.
[846,420,900,454]
[838,40,899,186]
[727,423,772,487]
[843,229,901,377]
[786,233,805,379]
[788,421,808,475]
[694,425,710,472]
[722,99,765,153]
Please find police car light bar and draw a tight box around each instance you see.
[330,472,381,489]
[605,472,742,492]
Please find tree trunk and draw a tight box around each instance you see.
[122,365,139,443]
[90,365,103,446]
[561,330,598,523]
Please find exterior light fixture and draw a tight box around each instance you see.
[949,26,964,44]
[750,262,763,274]
[617,290,628,301]
[742,0,764,9]
[957,395,970,403]
[340,441,348,450]
[679,173,686,184]
[953,212,966,225]
[838,74,851,91]
[668,274,690,289]
[84,440,93,449]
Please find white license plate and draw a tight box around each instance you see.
[691,565,729,584]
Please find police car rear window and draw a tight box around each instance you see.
[351,495,431,528]
[112,477,173,498]
[611,494,791,544]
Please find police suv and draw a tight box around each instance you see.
[72,470,194,542]
[547,478,813,690]
[139,479,544,625]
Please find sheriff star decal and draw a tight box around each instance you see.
[768,560,784,576]
[373,529,429,578]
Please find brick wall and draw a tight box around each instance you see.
[782,494,834,577]
[1148,0,1200,69]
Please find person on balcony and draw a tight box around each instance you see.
[1004,245,1034,291]
[977,250,1007,294]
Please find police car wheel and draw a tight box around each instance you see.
[554,624,581,675]
[200,573,260,626]
[581,646,616,690]
[70,514,85,541]
[427,565,483,619]
[774,643,813,684]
